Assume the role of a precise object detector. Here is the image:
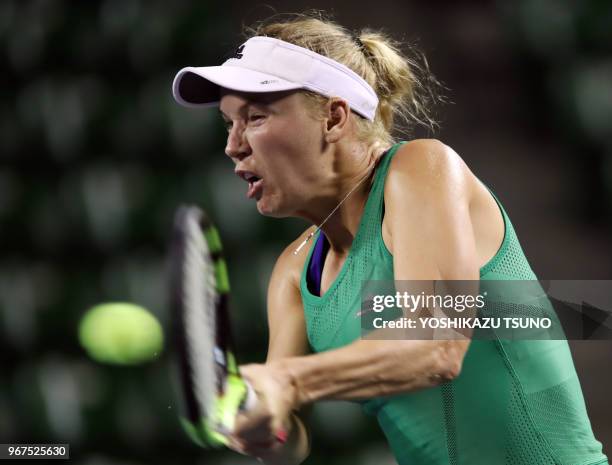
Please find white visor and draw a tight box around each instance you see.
[172,36,378,121]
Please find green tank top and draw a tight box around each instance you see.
[300,142,608,465]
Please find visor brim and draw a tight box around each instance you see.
[172,66,303,107]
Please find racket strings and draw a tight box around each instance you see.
[182,211,219,417]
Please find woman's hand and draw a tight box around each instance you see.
[229,362,299,460]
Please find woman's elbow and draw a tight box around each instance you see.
[433,340,470,383]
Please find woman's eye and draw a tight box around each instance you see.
[248,114,265,122]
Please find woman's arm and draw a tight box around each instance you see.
[231,232,314,464]
[253,140,477,407]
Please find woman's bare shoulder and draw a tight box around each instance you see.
[381,139,477,261]
[269,226,317,294]
[266,228,315,360]
[385,138,478,203]
[389,139,469,181]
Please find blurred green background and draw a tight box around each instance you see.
[0,1,610,464]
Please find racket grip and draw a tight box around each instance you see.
[242,380,258,411]
[242,381,289,444]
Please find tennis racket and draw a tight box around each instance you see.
[169,205,287,448]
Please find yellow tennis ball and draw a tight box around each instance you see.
[78,302,164,365]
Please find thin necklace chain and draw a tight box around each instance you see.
[293,169,375,255]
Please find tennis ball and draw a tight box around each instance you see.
[78,302,164,365]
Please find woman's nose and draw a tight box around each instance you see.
[225,125,251,162]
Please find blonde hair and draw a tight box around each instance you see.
[243,11,444,147]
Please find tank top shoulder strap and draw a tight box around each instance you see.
[359,141,408,238]
[372,141,407,192]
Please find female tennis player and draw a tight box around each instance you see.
[172,13,608,465]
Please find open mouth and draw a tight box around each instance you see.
[246,177,263,199]
[236,170,264,200]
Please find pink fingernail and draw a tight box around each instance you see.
[275,429,288,443]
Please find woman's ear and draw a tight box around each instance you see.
[323,98,351,143]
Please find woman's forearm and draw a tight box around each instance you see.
[278,339,467,406]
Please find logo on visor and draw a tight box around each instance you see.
[233,44,245,59]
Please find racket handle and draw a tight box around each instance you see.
[242,380,258,411]
[242,381,289,444]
